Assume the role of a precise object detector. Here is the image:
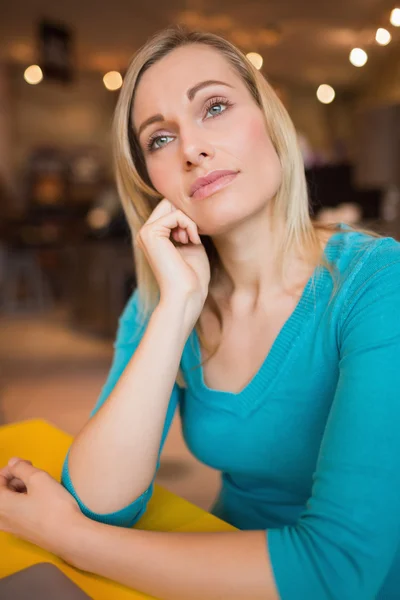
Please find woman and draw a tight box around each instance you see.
[1,26,400,600]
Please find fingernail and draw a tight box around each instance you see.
[8,457,19,466]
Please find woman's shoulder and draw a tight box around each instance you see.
[328,224,400,308]
[328,224,400,271]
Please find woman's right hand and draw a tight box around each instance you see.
[136,199,211,321]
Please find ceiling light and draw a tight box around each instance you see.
[316,84,335,104]
[103,71,123,91]
[349,48,368,67]
[376,28,391,45]
[24,65,43,85]
[390,8,400,26]
[246,52,263,70]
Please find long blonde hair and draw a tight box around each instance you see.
[112,25,346,384]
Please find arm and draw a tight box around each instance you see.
[62,289,189,523]
[3,464,279,600]
[64,518,280,600]
[267,243,400,599]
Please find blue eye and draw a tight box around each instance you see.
[147,134,174,152]
[204,96,233,119]
[206,102,225,117]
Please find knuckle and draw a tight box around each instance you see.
[136,229,147,246]
[139,223,150,236]
[30,469,47,484]
[180,212,194,227]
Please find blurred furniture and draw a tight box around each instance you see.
[0,243,5,290]
[68,147,103,206]
[65,241,136,337]
[1,247,53,313]
[27,148,68,209]
[0,207,89,311]
[0,214,65,313]
[0,563,91,599]
[25,145,105,211]
[306,162,382,223]
[0,419,235,599]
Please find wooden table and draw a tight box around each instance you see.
[0,420,236,599]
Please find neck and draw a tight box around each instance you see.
[211,208,292,312]
[210,209,325,313]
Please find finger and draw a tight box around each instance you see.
[173,227,185,244]
[9,478,27,493]
[0,460,32,485]
[184,222,200,245]
[155,211,201,244]
[179,229,188,244]
[172,229,181,243]
[0,480,15,505]
[7,458,39,485]
[1,460,32,473]
[146,199,175,225]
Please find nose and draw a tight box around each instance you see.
[180,123,215,169]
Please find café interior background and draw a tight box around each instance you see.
[0,0,399,510]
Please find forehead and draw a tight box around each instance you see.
[132,44,240,122]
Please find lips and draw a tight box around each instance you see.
[189,170,239,197]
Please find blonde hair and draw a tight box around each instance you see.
[112,25,370,386]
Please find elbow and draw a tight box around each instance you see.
[60,451,151,528]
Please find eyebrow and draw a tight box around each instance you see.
[136,79,234,139]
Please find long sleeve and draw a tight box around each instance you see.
[61,289,182,527]
[267,243,400,599]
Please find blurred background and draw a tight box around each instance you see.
[0,0,399,511]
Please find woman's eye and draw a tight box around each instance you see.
[205,102,227,119]
[147,134,174,151]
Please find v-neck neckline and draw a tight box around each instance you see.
[184,227,344,416]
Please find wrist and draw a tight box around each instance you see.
[156,296,200,338]
[59,512,93,569]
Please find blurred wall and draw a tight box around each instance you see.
[287,86,355,162]
[10,67,117,177]
[358,49,400,107]
[352,49,400,192]
[0,64,13,188]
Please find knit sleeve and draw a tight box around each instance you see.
[267,241,400,599]
[61,288,182,527]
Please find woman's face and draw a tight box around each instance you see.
[132,44,282,236]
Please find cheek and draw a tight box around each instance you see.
[244,117,279,161]
[146,161,173,196]
[235,116,282,197]
[246,118,282,183]
[146,160,186,211]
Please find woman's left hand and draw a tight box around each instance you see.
[0,457,84,558]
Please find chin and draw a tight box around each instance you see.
[198,223,230,237]
[197,199,266,238]
[197,214,250,238]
